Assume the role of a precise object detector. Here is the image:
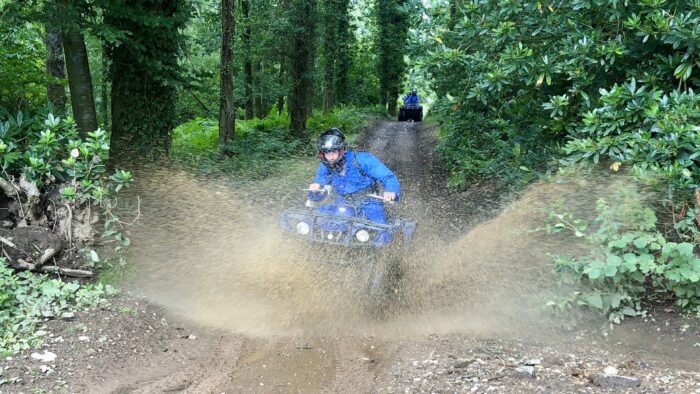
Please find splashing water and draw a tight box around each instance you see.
[118,160,638,341]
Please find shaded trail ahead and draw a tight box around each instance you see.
[87,121,699,393]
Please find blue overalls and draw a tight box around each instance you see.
[403,94,421,107]
[309,151,400,225]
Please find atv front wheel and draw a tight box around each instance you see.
[365,255,400,316]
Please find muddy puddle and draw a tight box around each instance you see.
[118,160,631,342]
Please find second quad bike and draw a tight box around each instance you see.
[398,104,423,122]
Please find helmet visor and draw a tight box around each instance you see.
[319,135,342,151]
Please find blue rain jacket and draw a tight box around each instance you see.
[403,94,421,105]
[310,151,400,225]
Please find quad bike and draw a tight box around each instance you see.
[398,103,423,122]
[279,186,416,314]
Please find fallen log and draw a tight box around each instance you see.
[0,235,16,248]
[11,259,94,278]
[15,258,36,270]
[39,265,94,278]
[38,248,58,266]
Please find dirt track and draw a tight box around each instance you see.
[3,121,700,393]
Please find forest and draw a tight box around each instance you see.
[1,0,699,376]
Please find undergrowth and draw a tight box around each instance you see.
[0,257,115,356]
[540,186,700,329]
[171,106,386,177]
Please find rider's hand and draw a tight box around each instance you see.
[309,183,321,191]
[383,191,396,202]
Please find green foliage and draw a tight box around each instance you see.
[436,110,544,189]
[172,112,300,176]
[564,81,700,193]
[0,20,49,114]
[0,257,116,355]
[177,1,292,122]
[342,0,381,105]
[412,0,700,191]
[306,105,386,137]
[103,0,192,155]
[376,0,410,111]
[171,117,219,157]
[542,188,700,324]
[321,0,352,108]
[1,112,131,198]
[0,112,133,254]
[171,106,383,177]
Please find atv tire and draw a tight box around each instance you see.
[365,255,400,316]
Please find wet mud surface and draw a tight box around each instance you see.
[2,121,699,393]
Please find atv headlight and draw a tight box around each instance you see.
[355,230,370,243]
[296,221,310,235]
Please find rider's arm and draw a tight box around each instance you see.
[356,153,401,201]
[313,162,329,184]
[308,164,330,201]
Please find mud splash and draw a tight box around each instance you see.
[120,162,636,340]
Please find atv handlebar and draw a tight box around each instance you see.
[367,193,396,204]
[302,186,394,203]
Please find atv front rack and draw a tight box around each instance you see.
[281,209,397,247]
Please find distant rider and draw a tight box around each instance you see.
[402,89,421,108]
[308,128,400,225]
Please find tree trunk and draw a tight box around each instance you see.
[253,61,264,118]
[242,0,254,120]
[219,0,236,145]
[387,86,398,116]
[288,0,317,139]
[105,0,187,157]
[277,63,285,115]
[62,30,98,136]
[376,0,407,116]
[322,76,333,112]
[334,0,351,104]
[45,28,67,113]
[261,62,270,115]
[321,0,337,113]
[100,53,110,129]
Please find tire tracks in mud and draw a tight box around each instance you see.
[82,120,700,392]
[104,334,402,393]
[99,334,245,393]
[99,121,424,393]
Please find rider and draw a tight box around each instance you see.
[402,89,421,107]
[308,128,400,225]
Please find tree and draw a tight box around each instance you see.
[49,0,100,136]
[321,0,351,112]
[412,0,700,192]
[254,61,264,118]
[0,3,48,113]
[103,0,190,156]
[321,0,337,112]
[241,0,254,120]
[333,0,351,105]
[45,2,67,113]
[219,0,235,146]
[62,28,98,136]
[376,0,407,116]
[288,0,317,138]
